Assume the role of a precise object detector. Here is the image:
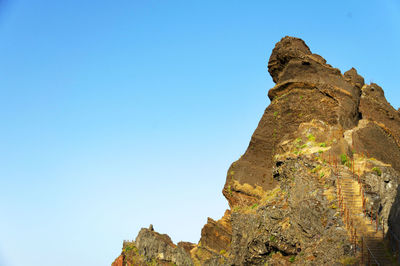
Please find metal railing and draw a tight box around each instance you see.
[328,151,398,265]
[364,239,380,266]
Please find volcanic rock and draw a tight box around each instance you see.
[112,36,400,265]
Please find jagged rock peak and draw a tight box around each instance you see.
[268,36,333,83]
[344,67,365,89]
[268,36,311,83]
[267,36,365,108]
[363,82,385,98]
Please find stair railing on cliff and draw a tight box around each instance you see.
[334,155,359,257]
[364,238,381,266]
[332,151,390,264]
[352,155,383,265]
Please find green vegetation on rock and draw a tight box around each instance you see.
[251,203,258,209]
[340,154,348,165]
[307,133,315,141]
[372,167,382,176]
[340,154,352,168]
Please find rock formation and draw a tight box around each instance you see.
[112,36,400,265]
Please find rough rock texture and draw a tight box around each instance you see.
[112,227,193,266]
[361,164,400,220]
[177,241,196,254]
[352,120,400,172]
[228,157,353,265]
[135,228,193,265]
[199,210,232,253]
[113,36,400,265]
[359,83,400,154]
[222,37,364,208]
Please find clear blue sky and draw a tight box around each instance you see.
[0,1,399,265]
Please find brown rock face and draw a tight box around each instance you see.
[198,210,232,253]
[223,36,363,208]
[352,120,400,172]
[344,67,365,90]
[268,37,312,83]
[113,36,400,265]
[114,227,193,266]
[177,241,196,254]
[359,83,400,149]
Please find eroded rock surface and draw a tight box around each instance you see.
[228,157,353,265]
[112,226,193,266]
[223,36,362,208]
[113,36,400,265]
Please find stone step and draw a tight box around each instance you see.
[335,178,394,265]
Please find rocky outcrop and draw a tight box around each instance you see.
[359,83,400,154]
[344,67,365,90]
[267,37,313,83]
[187,210,232,265]
[352,120,400,172]
[223,36,362,208]
[135,227,193,265]
[228,157,353,265]
[113,226,193,266]
[198,210,231,253]
[112,36,400,265]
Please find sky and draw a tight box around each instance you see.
[0,1,399,265]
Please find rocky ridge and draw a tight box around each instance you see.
[112,37,400,265]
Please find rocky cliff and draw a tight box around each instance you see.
[112,37,400,265]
